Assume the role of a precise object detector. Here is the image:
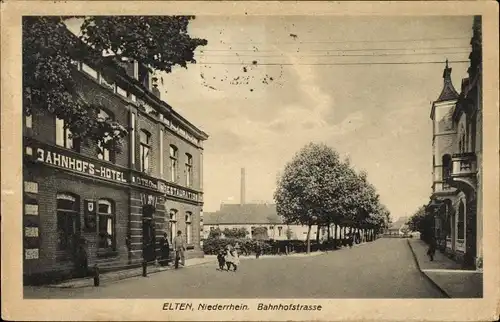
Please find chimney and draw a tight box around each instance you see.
[240,168,246,205]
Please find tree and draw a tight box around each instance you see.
[274,143,347,253]
[252,227,269,241]
[208,227,222,239]
[407,205,434,242]
[23,16,207,154]
[223,227,248,239]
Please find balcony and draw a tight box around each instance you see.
[431,181,456,199]
[449,152,477,193]
[451,152,477,177]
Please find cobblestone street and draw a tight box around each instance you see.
[24,238,444,299]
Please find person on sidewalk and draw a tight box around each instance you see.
[427,236,437,261]
[159,232,170,267]
[173,230,186,268]
[217,248,226,270]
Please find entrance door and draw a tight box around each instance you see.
[142,205,156,262]
[56,193,81,261]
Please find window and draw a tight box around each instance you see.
[159,129,164,178]
[169,209,178,244]
[457,200,465,240]
[56,117,79,151]
[185,212,192,244]
[170,145,178,182]
[25,115,32,129]
[140,130,151,173]
[98,199,115,250]
[139,64,150,90]
[278,226,283,237]
[185,153,193,187]
[442,154,452,184]
[97,109,113,162]
[56,193,80,251]
[130,112,136,166]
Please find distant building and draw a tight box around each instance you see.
[385,217,409,236]
[203,203,324,241]
[427,17,482,269]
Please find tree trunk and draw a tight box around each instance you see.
[334,224,338,248]
[316,225,320,245]
[327,223,331,240]
[306,224,312,254]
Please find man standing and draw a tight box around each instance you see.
[173,230,186,268]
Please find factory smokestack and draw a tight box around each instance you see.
[240,168,246,205]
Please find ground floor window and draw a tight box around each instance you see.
[98,199,115,250]
[457,200,466,240]
[56,193,80,252]
[185,212,192,244]
[169,209,178,244]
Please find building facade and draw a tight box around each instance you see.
[23,35,208,282]
[203,203,342,242]
[427,17,482,269]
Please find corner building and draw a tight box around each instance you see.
[427,17,482,269]
[23,36,208,283]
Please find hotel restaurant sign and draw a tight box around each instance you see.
[131,173,201,203]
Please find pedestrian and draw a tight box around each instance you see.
[427,236,437,261]
[224,245,239,271]
[159,232,170,267]
[217,248,226,270]
[234,242,241,257]
[74,237,88,278]
[348,232,354,248]
[173,230,186,268]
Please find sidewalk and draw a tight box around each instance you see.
[407,238,483,298]
[46,256,216,289]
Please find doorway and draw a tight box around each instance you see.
[142,204,156,262]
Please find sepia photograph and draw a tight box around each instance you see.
[2,1,499,321]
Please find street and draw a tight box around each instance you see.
[24,238,444,299]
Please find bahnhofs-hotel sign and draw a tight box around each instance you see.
[26,141,202,203]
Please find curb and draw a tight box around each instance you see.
[46,259,215,289]
[406,239,451,298]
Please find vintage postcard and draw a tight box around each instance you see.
[1,1,499,321]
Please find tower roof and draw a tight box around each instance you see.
[435,59,459,102]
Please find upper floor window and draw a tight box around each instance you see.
[185,153,193,187]
[140,130,151,173]
[97,109,114,162]
[56,117,79,151]
[170,145,178,182]
[442,154,452,184]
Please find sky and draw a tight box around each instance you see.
[67,15,474,220]
[159,15,473,219]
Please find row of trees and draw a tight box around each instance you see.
[406,204,434,243]
[274,143,392,253]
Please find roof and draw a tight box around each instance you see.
[204,203,285,225]
[435,60,459,102]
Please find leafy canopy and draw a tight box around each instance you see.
[23,16,207,154]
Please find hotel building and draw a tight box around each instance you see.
[23,32,208,283]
